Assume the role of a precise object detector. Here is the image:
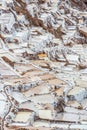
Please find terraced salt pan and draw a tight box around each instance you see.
[14,111,32,122]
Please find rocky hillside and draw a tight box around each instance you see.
[0,0,87,130]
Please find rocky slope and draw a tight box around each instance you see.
[0,0,87,130]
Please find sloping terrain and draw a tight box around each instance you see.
[0,0,87,130]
